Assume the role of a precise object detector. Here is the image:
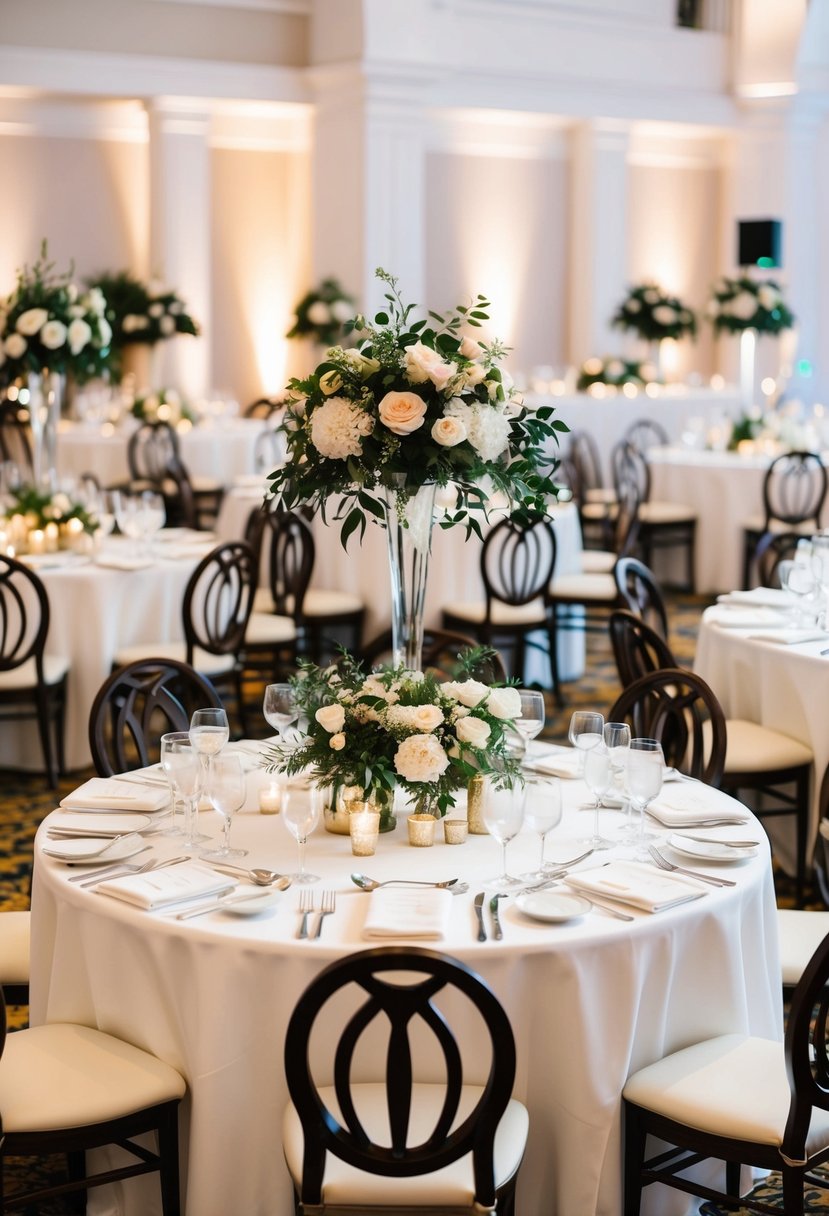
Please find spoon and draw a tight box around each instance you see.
[209,861,287,887]
[351,873,460,892]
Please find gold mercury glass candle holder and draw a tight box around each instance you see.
[349,809,381,856]
[407,814,437,847]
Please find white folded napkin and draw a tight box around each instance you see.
[47,811,155,836]
[94,554,154,572]
[717,587,793,610]
[159,543,216,561]
[95,862,236,909]
[646,785,749,828]
[60,777,171,813]
[41,832,146,862]
[706,605,791,629]
[745,628,827,645]
[362,888,453,940]
[525,750,582,779]
[565,861,708,912]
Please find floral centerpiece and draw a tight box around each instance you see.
[89,271,200,347]
[1,485,99,554]
[267,650,523,821]
[131,388,195,427]
[612,282,697,342]
[576,356,657,392]
[286,278,357,348]
[708,275,794,335]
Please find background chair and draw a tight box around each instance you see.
[127,420,222,530]
[610,438,697,592]
[778,761,829,995]
[741,449,827,588]
[613,555,669,639]
[243,395,283,420]
[754,528,810,589]
[360,627,508,683]
[622,926,829,1216]
[623,416,670,454]
[0,913,30,1008]
[0,554,69,788]
[253,426,285,475]
[609,609,678,689]
[0,403,33,479]
[607,667,727,785]
[0,987,185,1214]
[566,428,616,549]
[89,658,223,776]
[282,946,528,1215]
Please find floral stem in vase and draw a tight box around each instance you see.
[383,478,437,672]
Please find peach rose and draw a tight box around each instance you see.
[403,341,456,392]
[378,390,427,436]
[431,416,467,447]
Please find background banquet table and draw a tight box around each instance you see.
[56,417,268,489]
[0,534,214,772]
[31,763,780,1216]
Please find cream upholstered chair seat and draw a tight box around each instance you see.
[0,654,69,690]
[283,1082,528,1209]
[1,912,30,986]
[244,612,296,646]
[579,550,616,575]
[113,640,235,677]
[777,908,829,988]
[624,1034,829,1156]
[252,586,364,618]
[712,719,814,773]
[548,571,617,602]
[638,500,696,526]
[440,597,548,627]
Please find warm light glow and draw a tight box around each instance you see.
[622,382,638,398]
[645,383,660,398]
[761,377,776,396]
[710,374,725,391]
[659,338,679,382]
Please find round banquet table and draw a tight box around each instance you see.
[31,761,781,1216]
[56,417,268,489]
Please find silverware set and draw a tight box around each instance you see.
[297,889,336,940]
[647,844,737,888]
[72,855,191,889]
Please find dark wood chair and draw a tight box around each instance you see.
[282,947,528,1215]
[610,439,697,592]
[360,627,508,683]
[742,450,828,589]
[623,417,670,453]
[127,420,222,530]
[568,428,617,549]
[0,987,185,1214]
[441,516,559,698]
[607,667,727,785]
[609,609,678,689]
[623,926,829,1216]
[754,528,811,588]
[0,401,33,478]
[243,396,283,420]
[778,761,829,996]
[253,427,285,475]
[613,556,669,640]
[0,554,69,788]
[89,658,223,776]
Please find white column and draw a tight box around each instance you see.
[146,99,212,398]
[568,119,631,367]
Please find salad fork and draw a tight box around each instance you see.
[647,844,736,888]
[312,890,336,940]
[297,888,315,940]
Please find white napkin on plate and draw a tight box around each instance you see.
[94,554,154,572]
[41,832,146,862]
[565,861,708,912]
[362,888,453,940]
[95,862,235,909]
[717,587,793,610]
[524,750,582,779]
[60,778,170,813]
[47,811,155,836]
[706,605,791,629]
[745,628,827,645]
[647,785,749,827]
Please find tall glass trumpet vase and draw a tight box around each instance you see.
[739,328,758,410]
[27,370,63,489]
[383,478,437,671]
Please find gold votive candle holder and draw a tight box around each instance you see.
[258,781,282,815]
[443,819,468,845]
[466,775,489,834]
[407,813,437,847]
[350,809,380,856]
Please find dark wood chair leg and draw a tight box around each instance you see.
[795,768,810,908]
[157,1104,182,1216]
[623,1104,646,1216]
[781,1163,805,1216]
[725,1160,742,1197]
[67,1150,86,1213]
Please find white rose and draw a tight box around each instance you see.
[442,679,490,708]
[626,298,642,313]
[315,703,345,733]
[486,686,522,720]
[329,732,346,751]
[378,390,427,436]
[642,288,659,305]
[431,415,467,447]
[403,341,456,391]
[455,716,491,747]
[462,363,487,388]
[651,305,677,326]
[98,317,112,346]
[148,302,164,318]
[159,315,175,335]
[41,320,67,350]
[67,318,92,355]
[66,283,78,304]
[606,359,625,378]
[16,308,49,336]
[319,369,343,395]
[4,333,26,359]
[86,286,105,315]
[68,304,85,319]
[331,299,353,323]
[394,733,449,783]
[727,291,758,322]
[460,335,484,361]
[307,301,331,325]
[386,703,444,733]
[757,285,779,310]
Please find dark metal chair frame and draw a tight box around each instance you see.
[609,609,679,690]
[623,417,670,454]
[284,946,522,1215]
[742,450,828,588]
[0,402,33,478]
[611,440,696,592]
[613,556,669,640]
[127,421,219,530]
[754,529,806,588]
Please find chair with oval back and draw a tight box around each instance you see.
[742,451,828,588]
[243,396,283,420]
[253,427,285,475]
[360,627,508,684]
[753,528,806,588]
[0,401,33,478]
[623,417,670,454]
[613,556,669,640]
[568,428,616,549]
[610,438,697,592]
[127,420,222,529]
[609,609,679,690]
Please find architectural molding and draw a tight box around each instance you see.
[427,107,570,161]
[150,0,309,11]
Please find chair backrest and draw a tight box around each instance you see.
[243,396,282,420]
[481,516,556,613]
[361,628,508,683]
[762,450,827,529]
[611,447,644,556]
[0,554,50,679]
[609,609,678,689]
[782,928,829,1160]
[259,508,315,622]
[89,658,224,776]
[754,529,805,588]
[623,417,670,454]
[182,541,257,659]
[161,457,199,530]
[253,427,285,475]
[284,946,517,1211]
[0,403,33,476]
[607,667,727,784]
[613,556,669,639]
[611,439,650,505]
[568,430,605,495]
[127,421,180,483]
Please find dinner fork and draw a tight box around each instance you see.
[647,844,736,888]
[312,890,336,940]
[297,888,315,940]
[76,854,190,889]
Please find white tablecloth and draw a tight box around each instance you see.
[31,764,780,1216]
[0,535,212,772]
[56,417,267,489]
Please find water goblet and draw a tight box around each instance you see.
[781,559,819,625]
[160,731,209,846]
[282,787,323,884]
[568,710,605,774]
[263,683,299,742]
[482,781,526,890]
[520,777,563,881]
[113,490,143,558]
[604,722,634,838]
[582,743,613,850]
[199,753,248,860]
[189,706,230,806]
[513,689,545,762]
[139,490,166,556]
[627,738,665,860]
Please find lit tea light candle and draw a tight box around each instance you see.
[350,809,380,856]
[258,781,282,815]
[44,522,59,552]
[28,529,45,555]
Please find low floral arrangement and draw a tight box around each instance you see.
[0,244,113,386]
[270,268,563,544]
[88,271,199,346]
[131,388,195,427]
[708,275,794,335]
[612,282,696,342]
[266,650,523,817]
[576,356,657,392]
[726,403,815,453]
[2,485,99,536]
[286,277,357,348]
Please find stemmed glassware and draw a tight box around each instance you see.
[199,753,247,860]
[189,706,230,812]
[138,490,166,556]
[513,690,545,762]
[160,731,207,847]
[604,721,634,838]
[113,490,143,558]
[568,711,605,774]
[282,787,323,884]
[263,683,299,742]
[780,559,819,625]
[626,738,665,860]
[520,777,562,881]
[482,781,526,890]
[582,743,613,850]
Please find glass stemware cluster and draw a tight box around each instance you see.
[113,489,166,558]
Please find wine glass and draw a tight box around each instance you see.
[781,559,819,624]
[263,683,298,742]
[513,690,545,762]
[520,777,562,881]
[199,753,248,860]
[139,490,166,556]
[482,781,526,890]
[160,731,208,846]
[627,738,665,860]
[604,721,634,838]
[582,743,613,850]
[113,490,143,557]
[189,706,230,806]
[568,711,605,774]
[282,787,322,884]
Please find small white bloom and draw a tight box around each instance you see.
[67,283,78,304]
[16,308,48,336]
[309,396,374,460]
[726,291,758,322]
[642,288,659,305]
[86,286,105,315]
[40,320,67,350]
[386,703,444,733]
[307,301,331,325]
[442,679,490,708]
[486,686,522,719]
[315,703,345,733]
[757,285,779,310]
[68,304,85,319]
[626,298,642,313]
[97,317,112,347]
[455,716,491,747]
[4,333,27,359]
[651,305,677,326]
[319,370,343,396]
[159,315,175,335]
[460,335,484,361]
[148,302,164,318]
[67,318,92,355]
[329,732,346,751]
[331,298,353,323]
[403,341,456,392]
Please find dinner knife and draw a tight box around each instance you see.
[473,892,487,942]
[489,894,504,941]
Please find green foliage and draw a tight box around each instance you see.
[576,356,658,391]
[3,484,99,534]
[612,282,697,342]
[286,277,357,347]
[709,275,794,336]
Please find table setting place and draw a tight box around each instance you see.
[709,536,829,645]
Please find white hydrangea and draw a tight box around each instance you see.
[444,398,511,462]
[725,291,758,322]
[393,733,449,783]
[651,305,677,325]
[309,396,374,460]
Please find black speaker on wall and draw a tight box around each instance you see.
[738,219,782,268]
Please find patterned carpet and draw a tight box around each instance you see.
[0,590,820,1213]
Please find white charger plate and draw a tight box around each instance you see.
[48,812,154,836]
[42,833,147,864]
[667,834,758,863]
[515,891,593,923]
[217,890,281,917]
